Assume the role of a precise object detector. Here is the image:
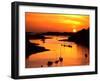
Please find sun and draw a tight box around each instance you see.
[73,29,77,33]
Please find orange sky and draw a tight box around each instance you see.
[25,12,89,33]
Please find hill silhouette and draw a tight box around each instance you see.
[68,29,89,47]
[59,29,89,47]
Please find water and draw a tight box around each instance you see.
[26,35,89,68]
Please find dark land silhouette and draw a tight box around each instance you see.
[26,33,49,58]
[40,32,73,36]
[59,29,89,47]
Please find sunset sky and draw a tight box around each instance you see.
[25,12,89,33]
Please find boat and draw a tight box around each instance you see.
[59,57,63,62]
[55,60,59,64]
[61,44,72,48]
[47,61,53,67]
[67,45,72,48]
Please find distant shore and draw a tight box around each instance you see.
[59,29,89,47]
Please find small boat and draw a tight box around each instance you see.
[67,45,72,48]
[85,53,87,58]
[63,45,66,47]
[61,44,72,48]
[47,61,53,67]
[41,65,43,67]
[59,57,63,62]
[55,60,59,64]
[59,44,63,62]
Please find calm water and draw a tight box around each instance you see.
[26,36,89,68]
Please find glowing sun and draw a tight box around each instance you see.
[73,29,77,33]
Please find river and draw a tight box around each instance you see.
[26,35,89,68]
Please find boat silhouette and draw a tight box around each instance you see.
[85,53,87,58]
[67,45,72,48]
[59,57,63,62]
[61,44,72,48]
[59,44,63,62]
[55,60,59,64]
[47,61,53,67]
